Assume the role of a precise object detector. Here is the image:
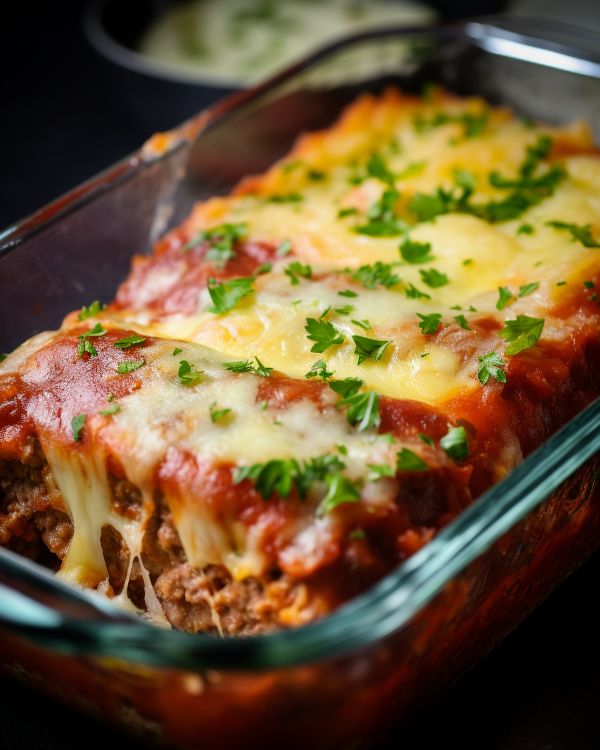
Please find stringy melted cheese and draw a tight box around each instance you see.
[7,90,600,607]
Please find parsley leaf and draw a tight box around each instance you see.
[499,315,545,355]
[172,347,183,356]
[352,335,391,365]
[113,334,146,349]
[454,314,471,330]
[349,261,401,289]
[305,318,344,353]
[78,300,104,321]
[80,322,107,338]
[546,221,600,248]
[98,402,121,416]
[366,152,396,187]
[477,352,507,385]
[396,448,428,472]
[419,268,449,288]
[404,283,431,300]
[329,378,380,430]
[223,357,273,376]
[71,413,86,442]
[77,339,98,358]
[209,402,232,423]
[284,261,312,285]
[367,463,395,480]
[334,305,354,315]
[207,276,254,314]
[440,425,469,461]
[182,222,247,265]
[354,189,407,236]
[223,359,254,373]
[518,282,539,297]
[352,319,371,331]
[496,286,514,310]
[400,238,433,264]
[177,360,203,385]
[518,223,534,235]
[254,357,273,377]
[267,193,303,203]
[318,473,361,516]
[417,312,442,334]
[338,289,358,298]
[117,359,145,374]
[305,359,334,381]
[277,238,293,257]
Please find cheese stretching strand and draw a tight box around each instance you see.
[1,89,599,635]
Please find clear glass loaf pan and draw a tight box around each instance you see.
[1,16,600,749]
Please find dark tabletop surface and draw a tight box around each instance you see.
[2,3,600,748]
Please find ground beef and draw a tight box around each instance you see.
[0,442,307,636]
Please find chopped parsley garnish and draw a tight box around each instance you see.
[546,221,600,248]
[397,161,426,179]
[366,152,396,187]
[255,357,273,377]
[499,315,545,355]
[396,448,428,472]
[419,268,449,288]
[318,473,361,516]
[0,353,6,363]
[338,289,358,298]
[267,193,303,203]
[172,347,183,356]
[277,238,293,257]
[207,276,254,314]
[334,305,354,316]
[284,261,312,285]
[234,454,349,508]
[177,360,203,385]
[355,189,407,236]
[517,223,534,235]
[419,432,435,447]
[329,378,380,431]
[305,359,334,381]
[399,238,433,264]
[409,136,562,225]
[352,319,371,331]
[348,529,366,541]
[496,286,514,310]
[417,312,442,334]
[583,280,596,289]
[77,323,107,358]
[349,261,401,289]
[352,335,391,365]
[440,425,469,461]
[367,463,395,480]
[518,281,539,297]
[454,314,471,330]
[209,403,232,424]
[71,413,86,442]
[305,318,344,353]
[414,110,488,139]
[98,403,121,416]
[113,334,145,349]
[338,207,358,218]
[116,359,145,374]
[477,352,507,385]
[404,283,431,300]
[78,300,104,321]
[256,262,272,275]
[77,339,98,358]
[182,222,247,265]
[307,168,326,181]
[223,357,273,376]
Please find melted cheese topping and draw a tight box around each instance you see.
[5,90,600,609]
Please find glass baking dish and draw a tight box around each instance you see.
[1,15,600,749]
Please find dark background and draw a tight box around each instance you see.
[2,2,600,748]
